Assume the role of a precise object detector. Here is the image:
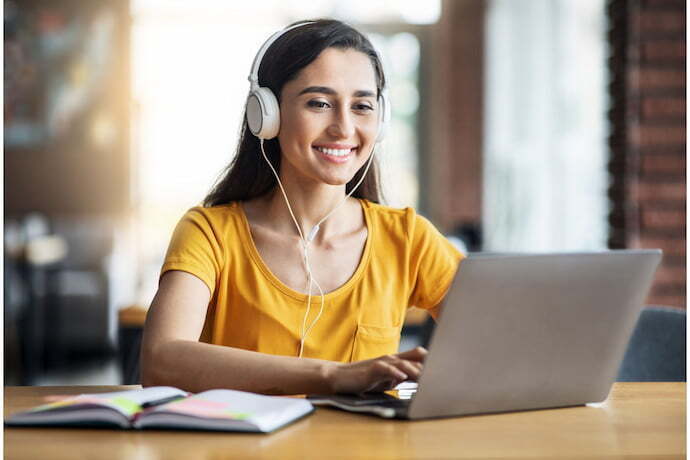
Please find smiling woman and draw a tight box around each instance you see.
[140,19,463,396]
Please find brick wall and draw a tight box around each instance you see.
[607,0,686,308]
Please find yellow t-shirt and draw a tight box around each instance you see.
[161,199,463,362]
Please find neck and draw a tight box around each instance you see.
[263,180,353,243]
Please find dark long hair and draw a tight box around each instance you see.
[203,19,386,207]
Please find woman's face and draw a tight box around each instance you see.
[277,47,380,188]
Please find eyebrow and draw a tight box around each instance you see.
[297,86,377,98]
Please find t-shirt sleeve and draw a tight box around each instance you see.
[160,207,223,295]
[407,211,464,318]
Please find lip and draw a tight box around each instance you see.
[312,146,356,164]
[312,143,358,150]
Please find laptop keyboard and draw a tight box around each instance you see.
[331,393,412,408]
[376,398,411,408]
[308,382,418,417]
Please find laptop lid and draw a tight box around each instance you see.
[407,250,662,419]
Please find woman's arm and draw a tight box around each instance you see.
[141,271,425,394]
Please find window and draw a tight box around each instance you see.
[483,0,608,251]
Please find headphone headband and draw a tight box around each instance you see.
[248,21,316,90]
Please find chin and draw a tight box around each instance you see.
[321,176,352,187]
[313,167,361,187]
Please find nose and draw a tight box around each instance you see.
[327,105,355,139]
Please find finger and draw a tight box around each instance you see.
[363,361,408,393]
[394,359,423,381]
[371,373,408,393]
[396,357,424,371]
[395,346,428,362]
[369,379,396,393]
[374,360,408,382]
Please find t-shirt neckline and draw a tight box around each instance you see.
[235,199,373,302]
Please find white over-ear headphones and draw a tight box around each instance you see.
[245,21,390,142]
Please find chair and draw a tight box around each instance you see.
[617,306,686,382]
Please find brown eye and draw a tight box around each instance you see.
[307,100,330,109]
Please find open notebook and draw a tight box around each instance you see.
[5,386,314,433]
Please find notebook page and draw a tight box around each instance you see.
[146,389,313,432]
[27,386,187,418]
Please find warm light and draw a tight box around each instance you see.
[399,0,441,24]
[130,2,426,303]
[131,0,443,25]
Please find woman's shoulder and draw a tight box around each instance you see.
[360,199,422,238]
[177,201,245,230]
[360,199,414,217]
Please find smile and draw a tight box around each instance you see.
[313,146,356,163]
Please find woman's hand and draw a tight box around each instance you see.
[325,347,428,394]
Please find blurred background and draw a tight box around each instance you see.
[4,0,685,385]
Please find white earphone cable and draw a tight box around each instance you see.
[259,139,377,357]
[297,145,377,357]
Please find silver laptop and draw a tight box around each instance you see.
[309,250,662,419]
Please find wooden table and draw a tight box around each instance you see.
[4,383,686,459]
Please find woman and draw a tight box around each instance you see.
[141,19,463,395]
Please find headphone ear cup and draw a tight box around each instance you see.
[246,87,281,139]
[375,92,390,143]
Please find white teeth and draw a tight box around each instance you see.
[315,146,352,157]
